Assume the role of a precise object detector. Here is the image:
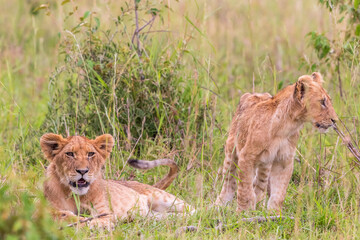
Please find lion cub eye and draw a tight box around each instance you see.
[320,98,326,107]
[65,152,74,157]
[88,152,95,158]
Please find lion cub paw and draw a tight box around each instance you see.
[56,210,86,222]
[87,218,115,231]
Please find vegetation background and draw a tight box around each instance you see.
[0,0,360,239]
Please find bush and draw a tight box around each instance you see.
[307,0,360,97]
[41,2,211,158]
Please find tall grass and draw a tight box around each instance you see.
[1,0,360,239]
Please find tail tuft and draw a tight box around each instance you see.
[127,158,151,169]
[127,158,138,165]
[127,158,139,166]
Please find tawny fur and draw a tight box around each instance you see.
[40,134,192,229]
[215,72,338,212]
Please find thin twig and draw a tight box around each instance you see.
[131,0,143,80]
[117,116,146,179]
[199,86,222,99]
[296,149,317,173]
[126,97,132,151]
[339,118,359,148]
[132,0,141,57]
[337,58,343,98]
[336,165,356,180]
[138,15,156,33]
[175,215,294,237]
[333,122,360,167]
[252,72,255,93]
[318,134,322,187]
[141,30,172,34]
[64,213,110,228]
[131,2,156,57]
[65,30,105,133]
[127,117,146,161]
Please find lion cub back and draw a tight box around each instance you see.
[237,92,272,113]
[229,92,272,142]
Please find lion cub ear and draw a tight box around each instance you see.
[293,76,309,103]
[92,134,114,159]
[40,133,67,160]
[311,72,324,85]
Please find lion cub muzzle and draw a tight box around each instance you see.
[69,169,90,188]
[68,168,92,195]
[314,118,336,133]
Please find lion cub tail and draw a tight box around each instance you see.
[127,158,179,190]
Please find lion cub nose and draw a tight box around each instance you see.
[76,169,89,175]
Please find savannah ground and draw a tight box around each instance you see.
[1,0,360,239]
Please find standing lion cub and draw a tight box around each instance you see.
[215,72,338,212]
[40,133,193,229]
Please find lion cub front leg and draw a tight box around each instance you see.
[236,151,256,212]
[267,159,294,211]
[85,200,117,230]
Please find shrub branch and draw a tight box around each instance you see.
[64,213,110,228]
[175,215,295,236]
[333,122,360,167]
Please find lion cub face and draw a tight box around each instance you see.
[40,134,114,195]
[294,72,338,133]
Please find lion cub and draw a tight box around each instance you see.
[40,133,193,229]
[215,72,337,212]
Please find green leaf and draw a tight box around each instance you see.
[12,219,23,232]
[71,23,81,32]
[185,16,215,52]
[88,63,109,90]
[147,8,160,16]
[337,16,345,23]
[94,17,100,29]
[32,4,49,13]
[83,11,91,19]
[61,0,70,5]
[77,59,83,67]
[135,0,141,3]
[355,0,360,9]
[311,63,317,72]
[355,24,360,36]
[86,60,94,68]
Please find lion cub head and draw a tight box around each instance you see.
[40,134,114,195]
[294,72,338,133]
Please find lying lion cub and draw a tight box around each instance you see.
[40,133,192,229]
[215,72,338,212]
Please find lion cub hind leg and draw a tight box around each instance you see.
[236,151,257,212]
[148,188,194,215]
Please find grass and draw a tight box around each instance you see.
[1,0,360,239]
